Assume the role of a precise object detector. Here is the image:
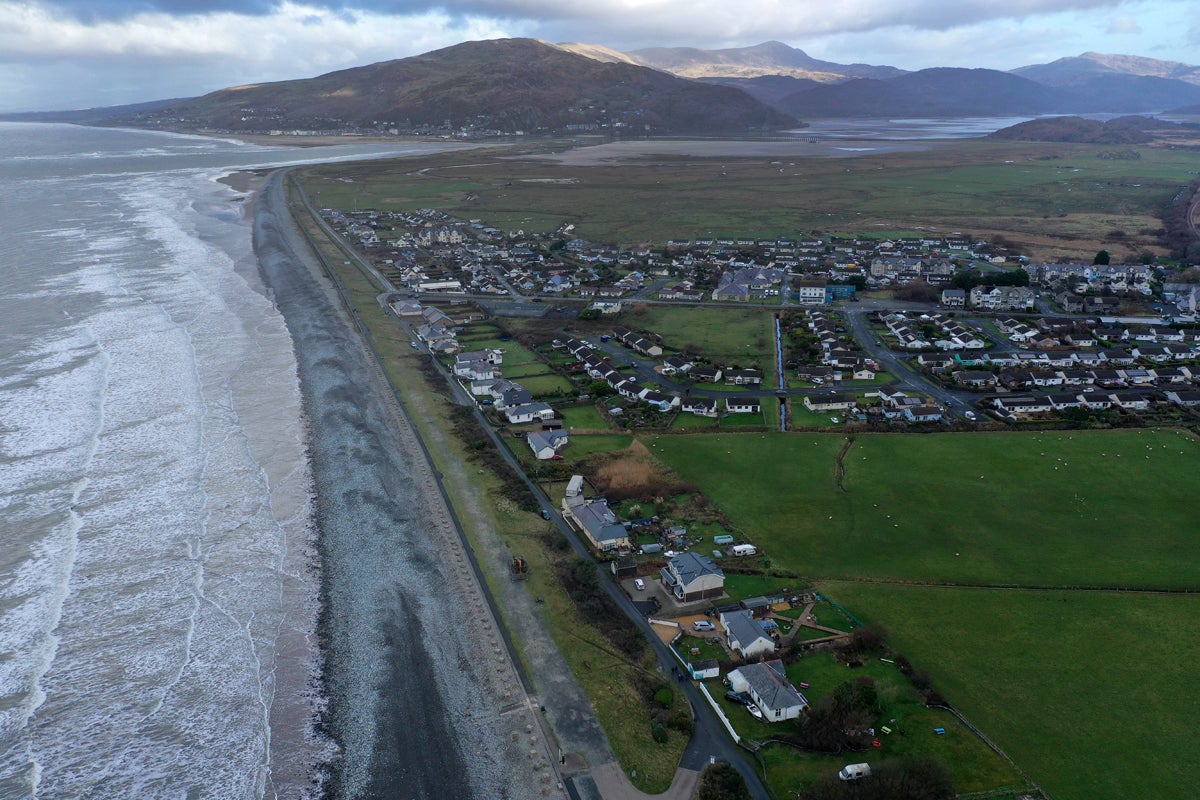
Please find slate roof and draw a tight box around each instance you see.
[668,552,724,588]
[735,660,808,714]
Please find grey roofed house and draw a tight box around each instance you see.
[660,551,725,602]
[562,494,629,551]
[720,609,776,659]
[497,387,534,409]
[527,429,569,459]
[728,659,808,722]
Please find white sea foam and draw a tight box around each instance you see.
[0,129,322,799]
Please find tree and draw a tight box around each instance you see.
[1094,249,1111,265]
[696,762,752,800]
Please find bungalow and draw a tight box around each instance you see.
[1165,389,1200,407]
[662,355,693,375]
[849,361,877,380]
[797,365,840,382]
[504,402,555,424]
[563,494,630,552]
[682,397,719,417]
[689,365,723,383]
[720,609,776,660]
[993,395,1055,416]
[614,380,642,400]
[1078,391,1114,409]
[725,369,763,386]
[1109,391,1152,411]
[527,430,569,460]
[1057,369,1095,387]
[725,398,762,414]
[804,394,856,412]
[660,552,725,602]
[727,660,808,722]
[953,370,998,389]
[1154,366,1191,384]
[639,389,679,412]
[903,405,943,423]
[917,353,955,372]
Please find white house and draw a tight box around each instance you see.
[504,402,555,424]
[720,609,776,660]
[728,660,808,722]
[527,430,569,460]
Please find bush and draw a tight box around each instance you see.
[697,762,752,800]
[653,687,674,708]
[650,721,668,744]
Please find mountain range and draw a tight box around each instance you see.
[7,40,1200,134]
[118,39,793,135]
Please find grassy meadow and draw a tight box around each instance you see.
[647,429,1200,589]
[640,428,1200,799]
[297,141,1200,260]
[822,583,1200,800]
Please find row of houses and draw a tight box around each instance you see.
[558,336,681,413]
[802,389,944,423]
[455,350,570,459]
[919,344,1198,373]
[803,311,877,378]
[991,388,1200,417]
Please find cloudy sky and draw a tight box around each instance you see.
[1,0,1197,111]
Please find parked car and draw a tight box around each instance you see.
[724,690,752,706]
[634,578,645,591]
[964,410,977,421]
[693,620,715,631]
[541,509,551,520]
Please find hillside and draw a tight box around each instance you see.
[625,40,904,81]
[697,75,822,105]
[775,65,1200,118]
[0,98,193,124]
[989,115,1200,144]
[777,68,1065,118]
[1014,52,1200,87]
[123,38,795,135]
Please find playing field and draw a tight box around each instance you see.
[645,428,1200,800]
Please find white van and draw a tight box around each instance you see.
[634,578,645,591]
[838,763,871,781]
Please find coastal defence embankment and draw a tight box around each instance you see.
[253,170,554,799]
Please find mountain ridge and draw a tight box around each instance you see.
[121,38,795,135]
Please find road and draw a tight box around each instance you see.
[295,180,772,798]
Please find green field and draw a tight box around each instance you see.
[650,430,1200,588]
[298,141,1200,260]
[644,428,1200,800]
[822,583,1200,800]
[558,404,611,430]
[624,305,775,377]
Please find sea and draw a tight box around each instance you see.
[0,123,467,800]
